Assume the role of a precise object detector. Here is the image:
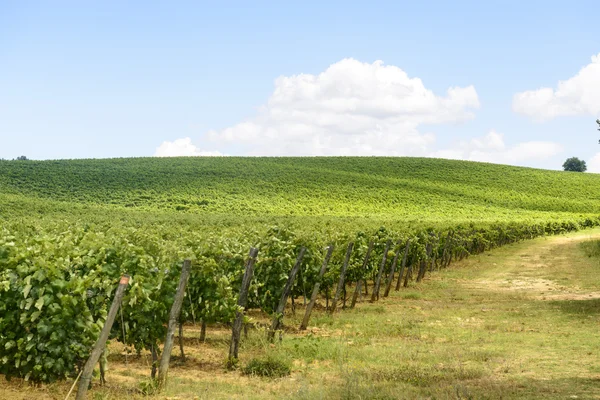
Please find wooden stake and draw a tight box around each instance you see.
[371,240,392,302]
[228,247,258,367]
[150,344,158,379]
[200,320,207,343]
[329,243,354,314]
[403,258,413,288]
[416,259,426,282]
[383,240,402,298]
[394,239,410,291]
[300,245,334,329]
[395,239,411,291]
[157,259,192,388]
[65,369,83,400]
[268,247,306,342]
[76,275,129,400]
[444,231,455,268]
[350,241,374,308]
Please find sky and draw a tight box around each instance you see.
[1,1,599,171]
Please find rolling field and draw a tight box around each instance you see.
[3,157,600,221]
[2,156,600,399]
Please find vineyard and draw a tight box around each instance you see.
[2,156,600,397]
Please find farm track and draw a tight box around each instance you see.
[465,232,600,301]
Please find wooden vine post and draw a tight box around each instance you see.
[268,247,306,342]
[403,253,414,288]
[156,259,192,389]
[371,240,392,302]
[76,275,129,400]
[443,231,455,268]
[300,245,334,329]
[417,241,433,282]
[432,236,440,271]
[350,241,374,308]
[383,240,402,297]
[228,247,258,367]
[395,239,411,291]
[329,242,354,313]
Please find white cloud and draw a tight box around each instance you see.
[154,137,223,157]
[587,152,600,173]
[513,53,600,121]
[205,58,479,156]
[431,130,563,166]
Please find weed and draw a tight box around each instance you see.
[242,355,291,378]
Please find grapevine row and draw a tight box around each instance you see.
[0,216,598,383]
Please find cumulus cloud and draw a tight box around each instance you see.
[587,152,600,173]
[154,137,224,157]
[513,53,600,121]
[205,58,480,156]
[431,130,563,166]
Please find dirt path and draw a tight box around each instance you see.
[464,229,600,300]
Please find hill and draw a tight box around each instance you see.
[2,157,600,228]
[2,157,600,386]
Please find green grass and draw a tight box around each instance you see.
[242,356,292,378]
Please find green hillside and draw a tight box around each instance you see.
[3,157,600,384]
[2,157,600,227]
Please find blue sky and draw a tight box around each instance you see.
[1,1,599,170]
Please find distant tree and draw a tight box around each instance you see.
[562,157,587,172]
[15,155,28,161]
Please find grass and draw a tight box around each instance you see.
[242,356,292,378]
[3,228,600,399]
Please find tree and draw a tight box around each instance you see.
[563,157,587,172]
[15,155,28,161]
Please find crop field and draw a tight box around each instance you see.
[2,156,600,399]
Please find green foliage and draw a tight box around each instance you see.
[137,377,160,395]
[0,230,105,382]
[563,157,587,172]
[1,157,600,383]
[0,227,182,381]
[242,355,291,378]
[3,157,600,218]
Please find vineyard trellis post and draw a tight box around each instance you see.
[403,253,414,288]
[395,239,411,291]
[383,240,402,297]
[228,247,258,367]
[330,242,354,313]
[301,245,334,329]
[441,231,452,269]
[268,247,306,342]
[417,239,433,282]
[445,231,455,268]
[157,259,192,388]
[371,239,392,302]
[76,275,129,400]
[350,240,374,308]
